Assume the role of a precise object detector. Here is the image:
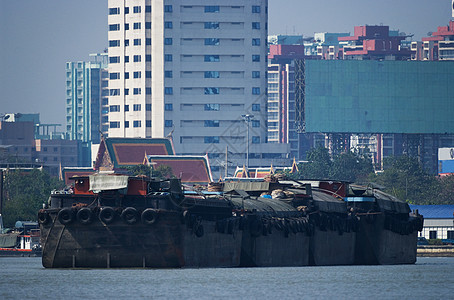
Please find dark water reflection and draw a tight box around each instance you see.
[1,257,453,299]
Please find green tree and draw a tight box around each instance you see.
[434,175,454,205]
[297,147,332,179]
[2,169,64,227]
[369,155,437,204]
[330,151,373,182]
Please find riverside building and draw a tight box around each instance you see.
[107,0,289,174]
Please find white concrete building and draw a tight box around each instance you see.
[107,0,287,174]
[410,205,454,241]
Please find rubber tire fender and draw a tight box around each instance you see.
[38,210,50,225]
[121,207,139,225]
[195,223,204,238]
[77,207,94,225]
[99,206,116,224]
[249,218,263,237]
[58,207,75,225]
[142,208,159,225]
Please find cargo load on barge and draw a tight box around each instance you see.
[39,174,423,268]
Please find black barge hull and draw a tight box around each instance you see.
[41,210,242,268]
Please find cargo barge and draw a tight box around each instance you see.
[39,174,423,268]
[0,221,42,257]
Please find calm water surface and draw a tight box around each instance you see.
[0,257,453,299]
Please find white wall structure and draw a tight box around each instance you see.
[108,0,289,174]
[410,205,454,241]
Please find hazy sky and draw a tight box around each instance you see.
[0,0,451,126]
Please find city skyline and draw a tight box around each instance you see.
[0,0,452,126]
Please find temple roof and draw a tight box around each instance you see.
[94,137,174,171]
[146,155,212,185]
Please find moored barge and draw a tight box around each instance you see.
[39,174,422,268]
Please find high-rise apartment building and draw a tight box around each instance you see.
[65,53,108,144]
[107,0,281,173]
[411,20,454,61]
[66,53,108,166]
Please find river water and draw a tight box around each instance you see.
[0,257,453,299]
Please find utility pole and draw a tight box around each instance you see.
[241,114,254,169]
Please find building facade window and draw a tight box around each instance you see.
[252,136,260,143]
[164,54,173,61]
[124,121,129,128]
[134,39,141,46]
[124,72,129,79]
[133,71,141,78]
[124,105,129,111]
[124,7,129,14]
[204,71,219,78]
[133,104,141,111]
[124,88,129,95]
[252,87,260,95]
[133,6,141,13]
[252,120,260,127]
[252,6,261,13]
[204,6,219,13]
[109,73,120,80]
[146,120,152,127]
[134,22,141,29]
[447,231,454,240]
[204,136,220,143]
[252,71,260,78]
[165,87,173,94]
[110,122,120,128]
[146,71,152,78]
[252,55,260,62]
[109,40,120,47]
[205,22,219,29]
[146,87,151,94]
[125,56,129,63]
[145,6,151,12]
[252,22,260,29]
[133,88,141,95]
[204,103,220,111]
[109,56,120,63]
[204,87,219,94]
[165,120,173,127]
[109,24,120,31]
[109,89,120,96]
[204,120,220,127]
[164,38,173,45]
[252,104,260,111]
[252,39,260,46]
[133,55,141,62]
[205,38,220,45]
[109,7,120,15]
[204,55,220,62]
[133,120,141,128]
[165,71,173,78]
[146,104,152,111]
[125,23,129,30]
[164,21,172,29]
[164,5,173,12]
[165,103,173,111]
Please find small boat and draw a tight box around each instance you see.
[0,218,42,257]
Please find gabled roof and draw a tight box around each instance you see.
[94,137,174,171]
[62,167,94,185]
[409,205,454,219]
[146,155,212,185]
